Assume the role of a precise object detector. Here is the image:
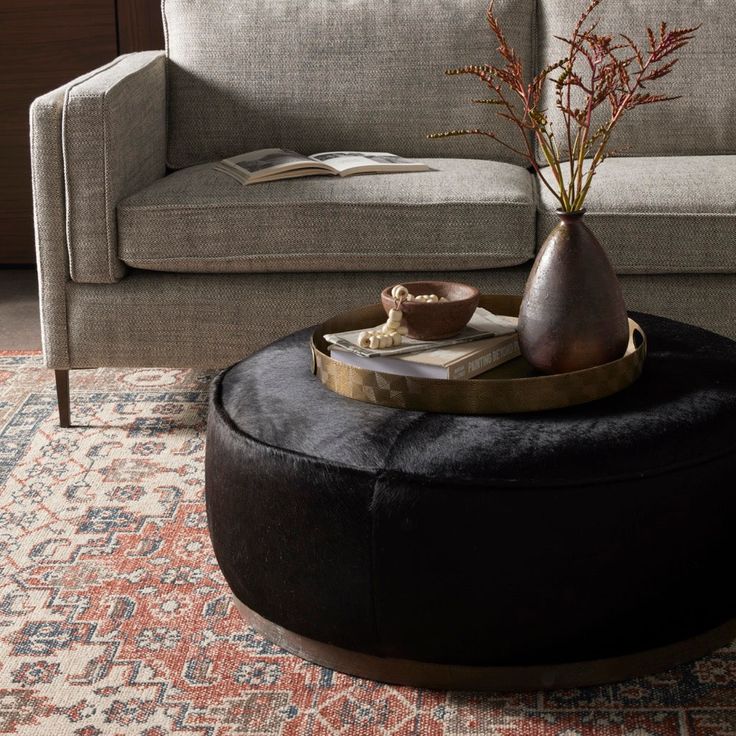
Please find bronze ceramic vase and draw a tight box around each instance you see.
[518,210,629,374]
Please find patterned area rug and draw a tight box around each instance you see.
[1,353,735,736]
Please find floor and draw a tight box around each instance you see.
[0,268,42,350]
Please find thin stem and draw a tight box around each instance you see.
[536,131,570,209]
[567,128,580,203]
[564,17,582,202]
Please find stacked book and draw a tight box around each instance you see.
[325,309,519,380]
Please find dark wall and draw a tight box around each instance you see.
[117,0,166,54]
[0,0,164,264]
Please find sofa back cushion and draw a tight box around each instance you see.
[537,0,736,159]
[163,0,535,169]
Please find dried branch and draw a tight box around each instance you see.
[428,0,699,212]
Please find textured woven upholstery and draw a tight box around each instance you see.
[64,269,526,368]
[118,160,536,273]
[30,88,72,367]
[162,0,535,169]
[62,270,736,369]
[537,156,736,274]
[62,51,166,283]
[536,0,736,160]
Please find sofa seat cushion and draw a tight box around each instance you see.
[118,159,536,274]
[537,156,736,274]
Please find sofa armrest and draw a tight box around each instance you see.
[61,51,166,283]
[31,86,72,367]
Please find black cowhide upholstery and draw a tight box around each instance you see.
[205,313,736,666]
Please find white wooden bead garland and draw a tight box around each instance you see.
[357,285,449,350]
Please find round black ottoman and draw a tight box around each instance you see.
[205,313,736,690]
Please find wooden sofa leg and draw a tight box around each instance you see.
[55,370,71,428]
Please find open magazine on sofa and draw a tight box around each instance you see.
[215,148,431,184]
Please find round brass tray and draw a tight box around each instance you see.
[311,294,647,415]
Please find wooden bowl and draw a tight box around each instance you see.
[380,281,480,340]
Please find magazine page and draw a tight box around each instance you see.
[221,148,334,182]
[309,151,431,175]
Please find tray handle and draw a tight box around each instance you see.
[631,321,647,358]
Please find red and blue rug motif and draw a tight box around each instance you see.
[1,353,735,735]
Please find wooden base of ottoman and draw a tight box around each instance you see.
[234,596,736,691]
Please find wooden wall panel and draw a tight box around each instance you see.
[117,0,165,53]
[0,1,118,264]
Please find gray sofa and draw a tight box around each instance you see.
[31,0,735,425]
